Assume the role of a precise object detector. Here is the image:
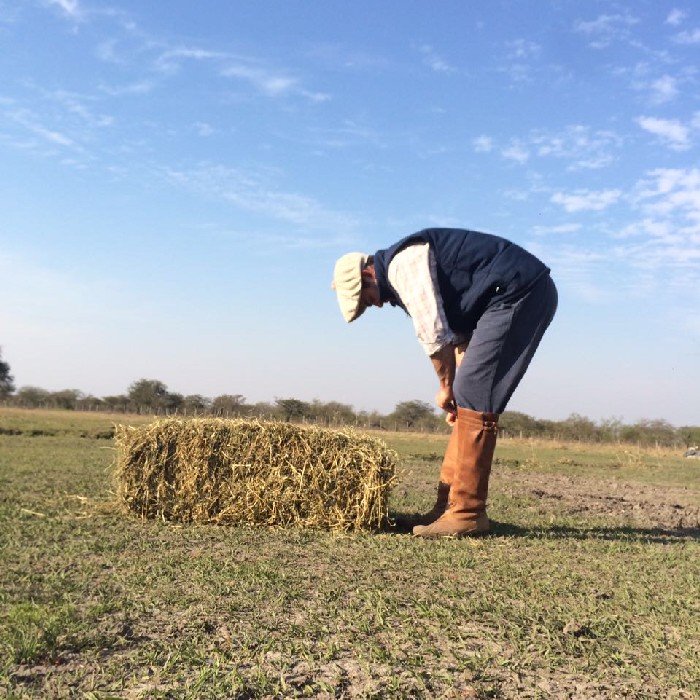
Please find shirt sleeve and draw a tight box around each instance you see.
[387,243,458,356]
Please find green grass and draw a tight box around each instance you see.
[0,408,698,698]
[390,429,695,488]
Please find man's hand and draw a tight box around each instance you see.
[430,345,457,423]
[455,342,468,367]
[435,385,457,424]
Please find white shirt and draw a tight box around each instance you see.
[387,243,463,356]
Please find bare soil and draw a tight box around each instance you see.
[493,467,700,532]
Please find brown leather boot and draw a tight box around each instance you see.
[413,408,498,538]
[413,426,459,526]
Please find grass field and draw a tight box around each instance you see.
[1,408,698,699]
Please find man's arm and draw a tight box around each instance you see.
[388,244,471,420]
[431,344,457,421]
[388,244,456,356]
[431,342,469,422]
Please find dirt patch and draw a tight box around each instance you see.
[0,428,57,437]
[493,468,700,531]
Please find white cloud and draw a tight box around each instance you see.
[531,125,621,170]
[613,218,674,240]
[614,169,700,286]
[221,63,298,96]
[6,108,74,147]
[489,125,621,170]
[418,45,456,74]
[551,189,621,212]
[497,39,547,85]
[614,61,685,105]
[96,40,123,65]
[666,9,687,26]
[304,44,392,73]
[674,28,700,44]
[634,168,700,221]
[152,47,327,102]
[0,2,21,23]
[30,125,73,146]
[195,122,214,137]
[649,75,679,104]
[154,47,228,74]
[472,135,493,152]
[636,115,690,150]
[234,231,354,251]
[50,90,113,128]
[300,90,331,103]
[165,164,357,231]
[303,120,384,151]
[501,141,529,163]
[0,85,123,166]
[502,188,530,202]
[532,223,582,236]
[99,80,154,96]
[574,12,639,48]
[505,39,541,59]
[47,0,81,19]
[501,63,532,84]
[528,244,608,302]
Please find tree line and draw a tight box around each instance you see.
[0,350,698,447]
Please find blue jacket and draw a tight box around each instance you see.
[373,228,549,335]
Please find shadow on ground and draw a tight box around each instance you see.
[386,512,700,543]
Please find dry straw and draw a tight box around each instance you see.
[114,418,397,531]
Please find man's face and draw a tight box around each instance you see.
[358,269,383,315]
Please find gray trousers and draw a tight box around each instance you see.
[453,274,558,414]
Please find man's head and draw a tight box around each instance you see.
[332,252,383,322]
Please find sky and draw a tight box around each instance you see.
[0,0,699,425]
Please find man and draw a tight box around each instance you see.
[332,228,557,538]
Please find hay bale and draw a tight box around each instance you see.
[114,418,396,531]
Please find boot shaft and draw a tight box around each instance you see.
[413,408,498,538]
[450,408,499,513]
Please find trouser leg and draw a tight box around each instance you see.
[413,275,557,538]
[453,274,558,414]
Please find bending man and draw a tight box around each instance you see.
[332,228,557,538]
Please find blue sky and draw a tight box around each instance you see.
[1,0,699,425]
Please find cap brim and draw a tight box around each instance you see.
[333,251,369,323]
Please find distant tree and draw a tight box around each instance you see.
[275,398,311,422]
[389,400,435,428]
[76,395,104,410]
[127,379,169,408]
[561,413,598,442]
[50,389,83,410]
[309,400,356,424]
[357,410,384,428]
[15,386,50,407]
[247,401,275,419]
[211,394,246,415]
[631,418,676,447]
[184,394,211,413]
[162,392,184,412]
[0,348,14,397]
[619,423,642,444]
[103,394,129,410]
[500,411,552,438]
[599,416,624,443]
[679,426,700,448]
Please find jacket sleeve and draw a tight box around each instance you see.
[387,243,458,356]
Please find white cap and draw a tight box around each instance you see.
[332,252,369,322]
